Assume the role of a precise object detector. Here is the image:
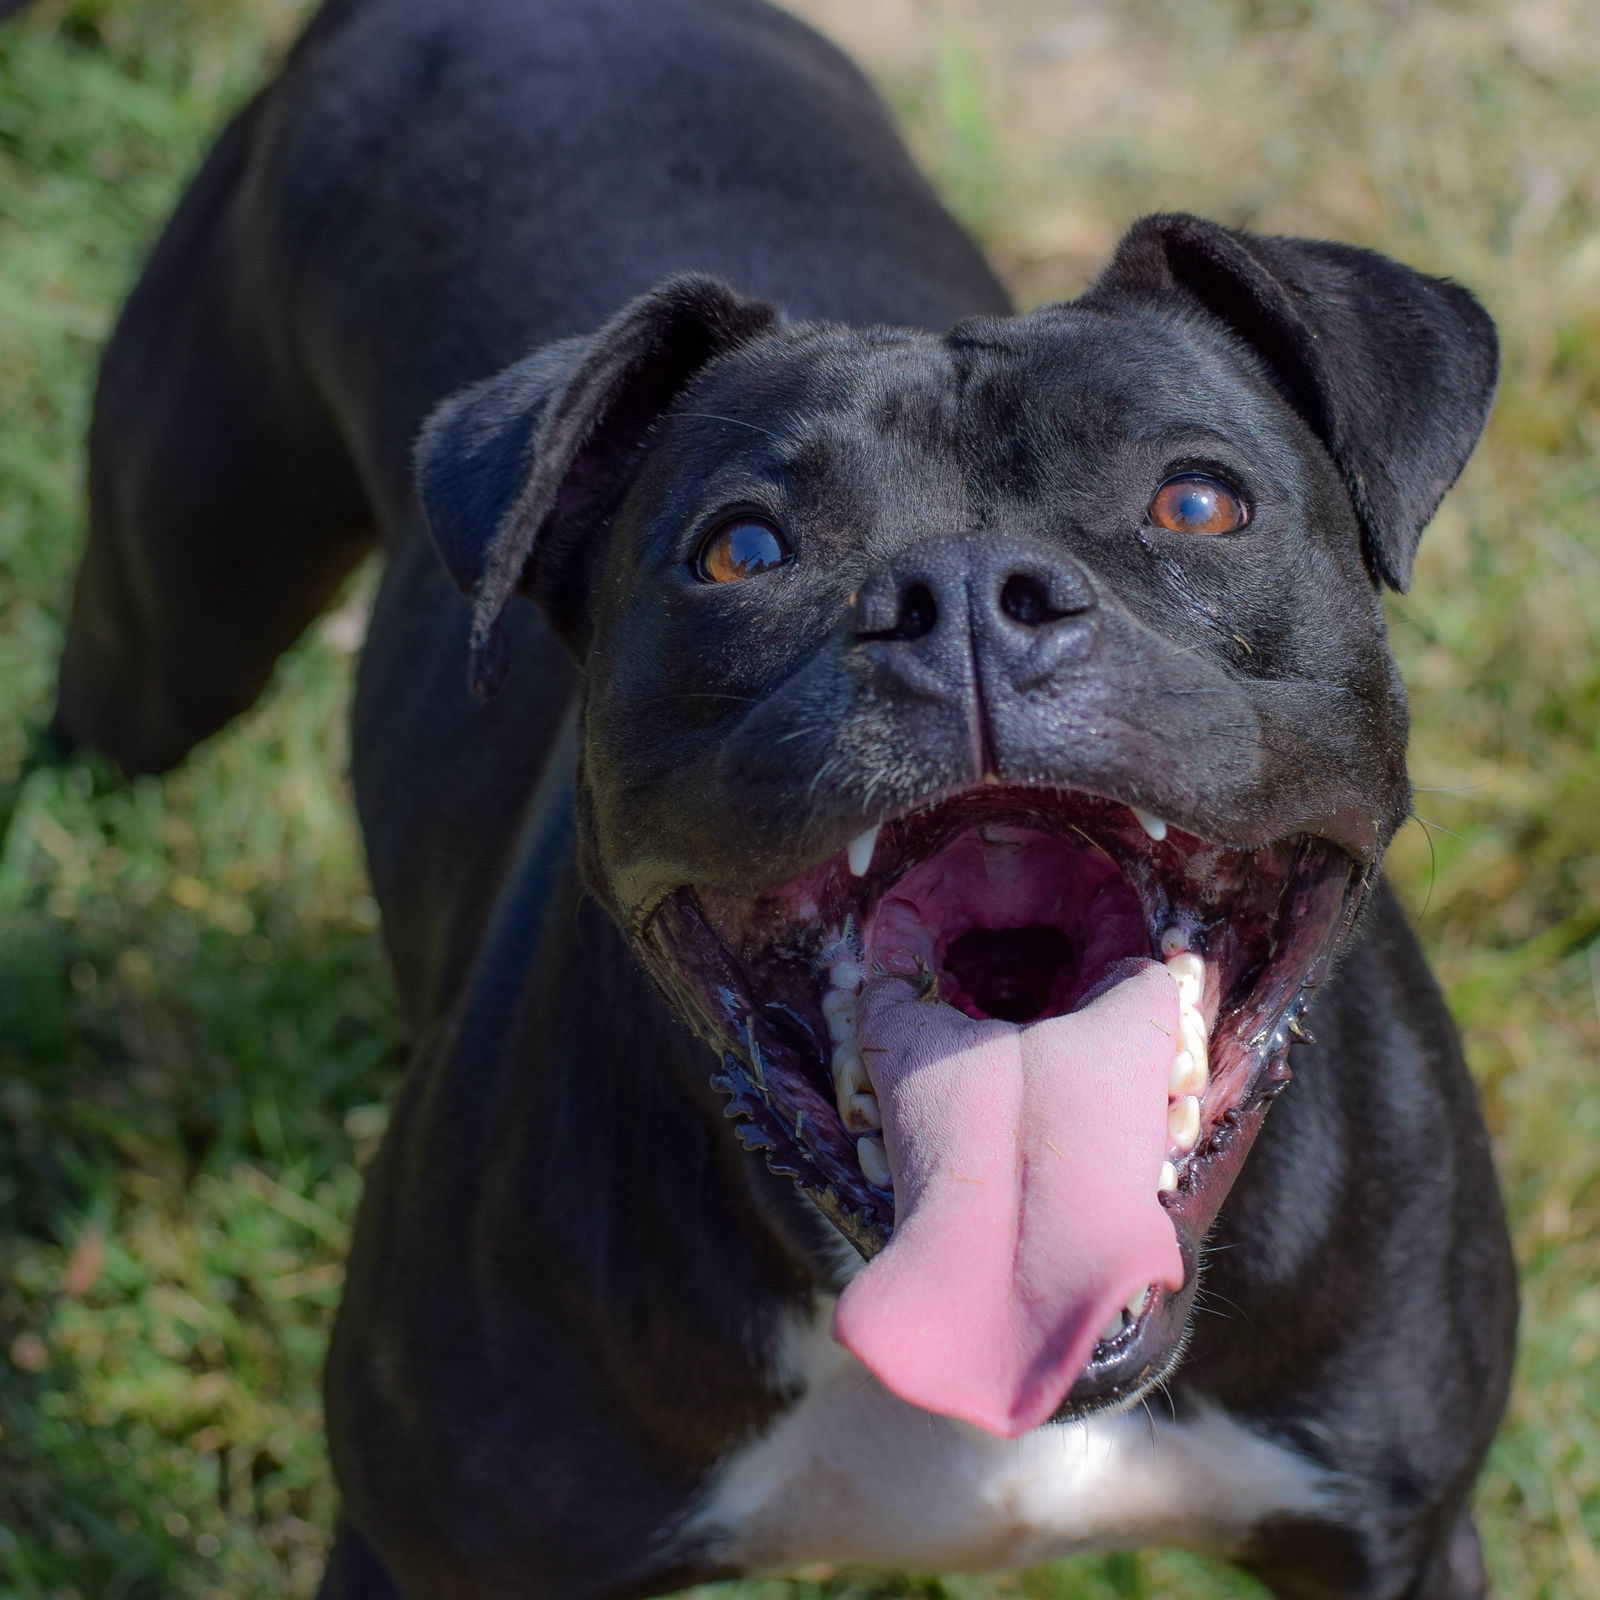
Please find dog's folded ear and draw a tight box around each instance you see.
[1081,213,1498,591]
[415,274,779,691]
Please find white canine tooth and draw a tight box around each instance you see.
[1168,1094,1201,1151]
[1125,1287,1150,1321]
[1158,1161,1178,1194]
[1099,1310,1126,1344]
[847,824,881,877]
[1169,1047,1206,1097]
[842,1091,882,1133]
[1131,806,1168,842]
[857,1133,892,1189]
[822,987,858,1041]
[1159,927,1188,959]
[1165,950,1204,1007]
[829,959,864,993]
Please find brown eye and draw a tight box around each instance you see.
[1147,474,1248,535]
[693,516,793,583]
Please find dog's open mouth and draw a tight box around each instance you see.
[646,786,1362,1436]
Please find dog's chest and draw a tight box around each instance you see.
[692,1316,1333,1574]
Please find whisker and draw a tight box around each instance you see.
[1404,812,1439,929]
[1194,1285,1255,1332]
[770,721,829,747]
[1411,813,1464,844]
[640,690,760,707]
[667,410,787,443]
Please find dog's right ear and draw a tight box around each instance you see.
[415,274,779,692]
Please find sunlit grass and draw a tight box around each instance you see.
[0,1,1595,1595]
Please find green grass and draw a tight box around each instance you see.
[0,0,1596,1595]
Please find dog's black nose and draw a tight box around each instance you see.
[854,537,1098,689]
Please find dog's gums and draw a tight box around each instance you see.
[647,786,1362,1432]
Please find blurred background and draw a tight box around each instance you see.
[0,0,1595,1595]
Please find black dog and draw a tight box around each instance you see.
[55,0,1517,1593]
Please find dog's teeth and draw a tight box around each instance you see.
[1164,949,1204,1007]
[1167,1094,1201,1151]
[1158,1161,1178,1194]
[1098,1310,1126,1344]
[841,1090,882,1134]
[834,1042,880,1134]
[829,958,864,993]
[847,823,881,877]
[822,987,859,1041]
[1159,926,1188,959]
[832,1042,869,1099]
[1178,1007,1210,1069]
[1168,1047,1206,1097]
[1125,1287,1150,1321]
[856,1133,892,1189]
[1130,806,1168,842]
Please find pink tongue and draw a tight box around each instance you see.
[833,960,1184,1438]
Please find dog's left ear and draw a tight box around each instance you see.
[1081,213,1497,590]
[416,274,779,691]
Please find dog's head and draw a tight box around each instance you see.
[416,214,1496,1437]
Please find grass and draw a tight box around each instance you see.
[0,0,1595,1595]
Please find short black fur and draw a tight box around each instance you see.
[54,1,1514,1595]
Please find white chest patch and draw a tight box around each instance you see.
[692,1311,1335,1574]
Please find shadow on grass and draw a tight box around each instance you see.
[0,703,401,1597]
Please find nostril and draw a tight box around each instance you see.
[999,572,1070,627]
[859,580,938,642]
[897,582,937,640]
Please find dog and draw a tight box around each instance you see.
[54,0,1517,1593]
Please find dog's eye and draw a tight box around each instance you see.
[1147,474,1248,535]
[693,516,793,583]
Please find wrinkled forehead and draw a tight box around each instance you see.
[654,307,1306,512]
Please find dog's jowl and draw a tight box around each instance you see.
[55,0,1516,1595]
